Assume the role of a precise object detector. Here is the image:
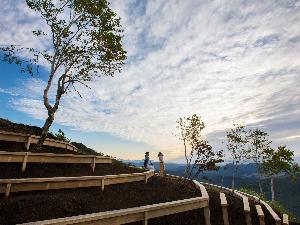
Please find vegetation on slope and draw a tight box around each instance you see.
[0,117,103,155]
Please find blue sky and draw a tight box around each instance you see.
[0,0,300,162]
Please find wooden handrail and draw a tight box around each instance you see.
[256,205,265,225]
[0,130,77,152]
[220,192,229,225]
[0,171,154,197]
[236,190,281,225]
[198,181,282,225]
[0,151,113,172]
[18,195,208,225]
[283,214,289,225]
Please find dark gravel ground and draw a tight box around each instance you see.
[0,160,144,179]
[0,176,201,225]
[0,140,79,154]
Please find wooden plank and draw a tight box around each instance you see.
[5,183,11,197]
[144,211,148,225]
[21,153,29,172]
[25,136,31,150]
[193,180,210,225]
[18,197,207,225]
[220,193,229,225]
[259,200,281,224]
[0,152,113,166]
[0,131,78,152]
[236,190,281,224]
[256,205,265,225]
[193,180,209,198]
[283,214,289,225]
[196,182,281,225]
[220,192,227,206]
[0,171,155,195]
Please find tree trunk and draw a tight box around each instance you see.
[221,167,226,185]
[258,175,263,194]
[34,112,55,151]
[256,162,263,194]
[270,176,275,201]
[232,162,237,190]
[232,171,235,190]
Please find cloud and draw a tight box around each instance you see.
[1,0,300,160]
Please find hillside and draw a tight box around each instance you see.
[155,162,300,220]
[0,118,297,225]
[0,118,102,156]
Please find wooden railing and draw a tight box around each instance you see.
[199,181,283,225]
[0,171,154,197]
[236,189,282,225]
[18,177,211,225]
[0,151,113,172]
[0,130,78,152]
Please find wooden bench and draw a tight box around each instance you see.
[0,130,77,152]
[0,151,112,172]
[0,171,154,197]
[18,196,209,225]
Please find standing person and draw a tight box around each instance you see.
[144,152,150,169]
[158,152,164,176]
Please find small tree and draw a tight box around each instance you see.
[176,114,223,180]
[226,123,250,190]
[248,129,271,194]
[54,129,71,143]
[261,146,300,201]
[0,0,126,151]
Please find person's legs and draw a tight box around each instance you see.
[159,162,164,176]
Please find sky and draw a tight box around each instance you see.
[0,0,300,162]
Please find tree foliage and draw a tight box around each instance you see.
[248,128,272,193]
[54,129,71,143]
[226,123,250,190]
[176,114,223,180]
[261,146,299,177]
[0,0,127,151]
[261,145,300,201]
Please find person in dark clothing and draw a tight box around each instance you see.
[144,152,150,168]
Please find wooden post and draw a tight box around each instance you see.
[143,211,148,225]
[101,178,105,191]
[204,203,211,225]
[245,211,251,225]
[21,152,29,172]
[242,196,252,225]
[220,193,229,225]
[255,205,265,225]
[283,214,289,225]
[90,157,96,172]
[25,136,31,150]
[5,183,11,198]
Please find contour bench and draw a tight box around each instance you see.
[0,171,154,197]
[0,130,78,152]
[0,151,113,172]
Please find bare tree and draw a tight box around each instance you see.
[226,123,250,190]
[0,0,126,151]
[176,114,223,180]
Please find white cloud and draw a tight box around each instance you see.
[1,0,300,160]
